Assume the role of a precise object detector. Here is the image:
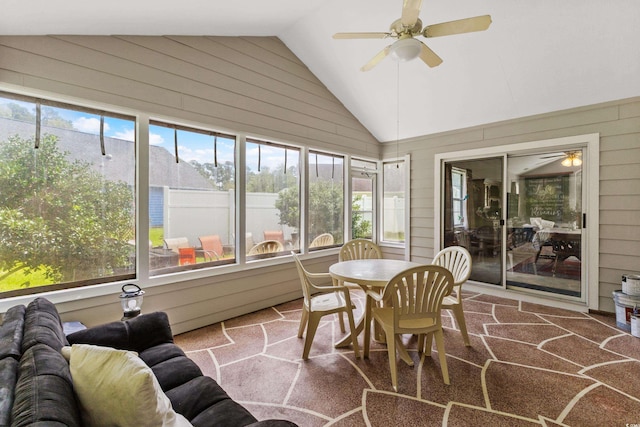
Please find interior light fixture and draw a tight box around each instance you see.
[561,152,582,167]
[389,38,422,62]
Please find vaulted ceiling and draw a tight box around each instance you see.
[4,0,640,142]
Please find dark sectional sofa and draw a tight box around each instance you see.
[0,297,297,427]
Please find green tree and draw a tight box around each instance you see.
[276,181,370,241]
[41,107,73,129]
[0,134,134,288]
[1,102,34,122]
[247,165,297,193]
[190,160,235,190]
[351,194,372,239]
[0,102,73,129]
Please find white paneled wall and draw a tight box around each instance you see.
[383,98,640,313]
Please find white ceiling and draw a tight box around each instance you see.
[3,0,640,142]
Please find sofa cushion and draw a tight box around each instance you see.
[68,343,192,427]
[141,347,203,392]
[165,376,258,427]
[21,297,68,353]
[139,342,189,368]
[11,343,81,427]
[0,304,26,360]
[67,311,174,353]
[0,358,18,426]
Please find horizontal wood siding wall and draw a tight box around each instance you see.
[0,35,376,333]
[382,98,640,313]
[0,35,379,155]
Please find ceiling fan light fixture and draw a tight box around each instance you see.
[562,152,582,167]
[389,38,421,62]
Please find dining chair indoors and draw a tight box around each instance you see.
[291,252,360,360]
[364,264,454,391]
[432,246,472,346]
[339,238,382,261]
[337,238,383,331]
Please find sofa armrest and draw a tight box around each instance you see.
[67,312,173,353]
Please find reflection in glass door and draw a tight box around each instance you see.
[506,150,583,297]
[443,157,503,285]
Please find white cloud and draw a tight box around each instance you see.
[73,117,109,133]
[149,133,164,146]
[114,129,135,142]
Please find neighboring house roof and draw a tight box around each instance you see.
[0,118,214,190]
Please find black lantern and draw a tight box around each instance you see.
[119,284,144,320]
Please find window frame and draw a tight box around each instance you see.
[349,157,378,242]
[306,149,345,251]
[0,88,392,301]
[379,155,410,256]
[147,120,238,276]
[451,167,468,228]
[244,137,301,261]
[0,91,137,297]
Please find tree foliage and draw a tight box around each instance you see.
[351,194,372,239]
[0,102,73,129]
[276,181,371,241]
[190,160,235,190]
[0,134,134,287]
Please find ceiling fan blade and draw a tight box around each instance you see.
[423,15,492,38]
[361,46,391,72]
[333,32,390,40]
[418,42,443,68]
[400,0,423,28]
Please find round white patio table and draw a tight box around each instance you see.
[329,259,422,352]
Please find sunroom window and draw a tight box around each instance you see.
[148,121,236,275]
[0,92,136,297]
[382,160,406,243]
[308,151,344,250]
[246,139,300,259]
[350,158,376,240]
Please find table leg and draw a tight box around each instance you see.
[334,311,364,348]
[334,285,387,356]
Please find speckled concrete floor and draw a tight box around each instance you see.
[174,290,640,426]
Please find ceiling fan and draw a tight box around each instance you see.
[333,0,492,71]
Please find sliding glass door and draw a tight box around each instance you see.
[442,149,585,299]
[506,150,583,296]
[443,157,503,285]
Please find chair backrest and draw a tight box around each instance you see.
[310,233,334,248]
[432,246,472,287]
[291,252,314,303]
[248,240,284,255]
[339,239,382,261]
[382,265,454,331]
[164,237,190,254]
[198,235,223,256]
[263,230,285,245]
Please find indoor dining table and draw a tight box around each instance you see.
[329,259,422,354]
